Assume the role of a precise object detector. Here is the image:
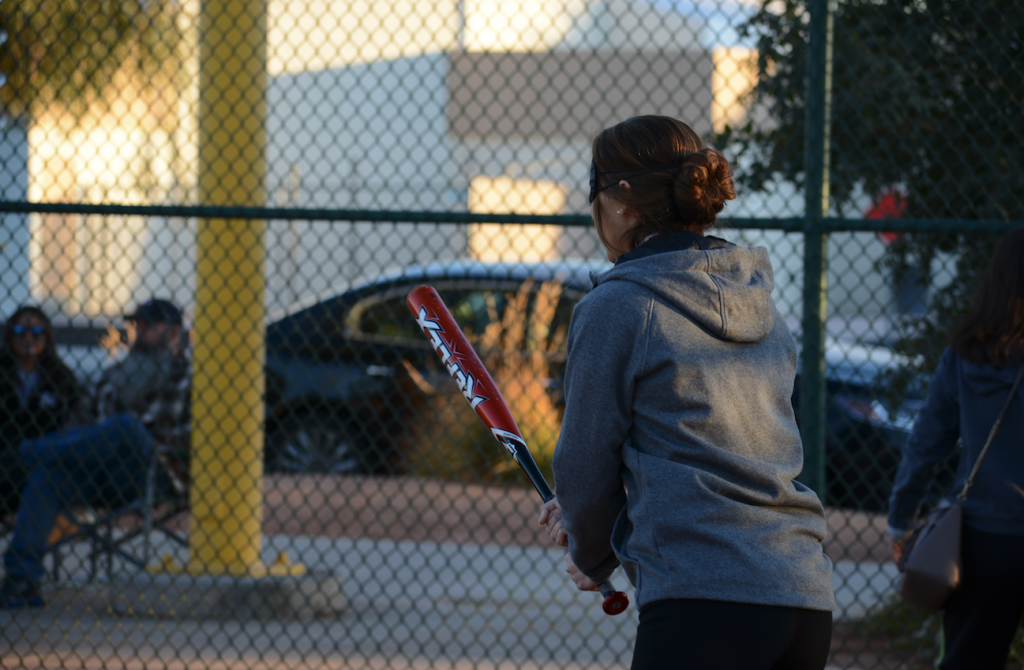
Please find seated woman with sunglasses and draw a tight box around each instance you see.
[0,306,83,521]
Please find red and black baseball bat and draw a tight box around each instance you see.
[406,285,629,616]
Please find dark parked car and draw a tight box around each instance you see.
[263,259,927,511]
[262,260,604,476]
[793,340,928,512]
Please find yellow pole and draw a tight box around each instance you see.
[188,0,271,575]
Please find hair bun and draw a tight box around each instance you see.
[673,148,736,228]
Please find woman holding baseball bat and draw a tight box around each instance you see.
[539,115,835,669]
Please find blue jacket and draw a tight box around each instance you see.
[888,347,1024,536]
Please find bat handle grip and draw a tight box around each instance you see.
[598,581,629,615]
[538,494,626,615]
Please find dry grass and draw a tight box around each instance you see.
[405,280,567,486]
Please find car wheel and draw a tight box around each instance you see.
[268,415,366,474]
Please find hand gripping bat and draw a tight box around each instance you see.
[406,285,629,616]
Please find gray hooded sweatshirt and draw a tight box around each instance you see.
[552,233,835,612]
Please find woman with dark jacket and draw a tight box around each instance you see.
[0,306,82,518]
[888,227,1024,670]
[539,116,835,669]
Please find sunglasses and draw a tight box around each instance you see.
[13,324,45,339]
[589,159,689,204]
[589,160,613,204]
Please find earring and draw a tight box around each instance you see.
[616,210,622,214]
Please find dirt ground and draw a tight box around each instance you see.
[262,474,558,547]
[234,474,916,669]
[259,474,894,564]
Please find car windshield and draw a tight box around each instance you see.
[351,279,585,356]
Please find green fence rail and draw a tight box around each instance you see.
[1,202,1020,231]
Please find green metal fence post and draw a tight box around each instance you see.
[800,0,834,503]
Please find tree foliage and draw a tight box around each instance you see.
[0,0,182,118]
[717,0,1024,379]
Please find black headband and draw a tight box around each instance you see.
[589,160,687,204]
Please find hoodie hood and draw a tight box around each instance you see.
[593,238,776,343]
[962,355,1024,397]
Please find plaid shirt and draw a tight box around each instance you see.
[95,347,192,451]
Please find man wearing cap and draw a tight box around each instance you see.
[0,298,191,608]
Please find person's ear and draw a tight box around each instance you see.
[618,180,631,190]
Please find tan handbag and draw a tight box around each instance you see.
[897,364,1024,612]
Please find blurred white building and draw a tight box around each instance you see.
[12,0,903,341]
[261,0,714,310]
[0,115,31,318]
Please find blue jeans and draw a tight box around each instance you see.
[2,413,153,582]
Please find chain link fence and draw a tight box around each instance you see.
[1,0,1022,667]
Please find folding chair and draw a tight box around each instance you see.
[49,444,190,582]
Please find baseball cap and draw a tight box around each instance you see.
[126,298,183,325]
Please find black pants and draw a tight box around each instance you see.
[631,599,832,670]
[939,526,1024,670]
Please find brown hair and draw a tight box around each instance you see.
[950,227,1024,366]
[591,115,736,251]
[4,305,58,357]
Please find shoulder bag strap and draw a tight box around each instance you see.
[958,364,1024,503]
